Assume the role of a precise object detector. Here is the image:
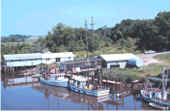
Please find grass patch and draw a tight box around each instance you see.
[142,64,167,76]
[154,53,170,65]
[101,63,169,81]
[101,68,143,81]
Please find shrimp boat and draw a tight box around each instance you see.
[67,21,109,97]
[68,75,110,97]
[140,68,170,110]
[40,73,68,87]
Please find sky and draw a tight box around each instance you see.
[2,0,170,36]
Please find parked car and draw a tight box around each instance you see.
[144,50,156,54]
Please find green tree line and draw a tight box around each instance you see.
[110,11,170,51]
[1,11,170,61]
[40,11,170,53]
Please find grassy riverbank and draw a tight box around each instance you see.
[101,68,142,81]
[100,63,169,81]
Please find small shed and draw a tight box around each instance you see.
[127,57,143,68]
[99,53,143,69]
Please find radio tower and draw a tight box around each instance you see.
[85,19,88,58]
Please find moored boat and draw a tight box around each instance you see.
[140,68,170,110]
[40,73,68,87]
[141,88,170,110]
[68,75,110,97]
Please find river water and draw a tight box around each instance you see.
[1,75,154,110]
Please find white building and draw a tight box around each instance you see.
[99,53,143,69]
[3,52,75,67]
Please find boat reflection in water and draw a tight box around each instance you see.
[2,74,154,110]
[32,82,147,110]
[32,83,110,110]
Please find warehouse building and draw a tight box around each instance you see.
[99,53,143,69]
[3,52,75,68]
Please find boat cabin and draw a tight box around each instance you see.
[69,75,96,90]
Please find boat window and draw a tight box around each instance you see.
[56,58,60,62]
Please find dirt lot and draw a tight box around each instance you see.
[137,52,170,66]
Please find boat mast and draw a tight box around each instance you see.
[84,19,89,79]
[85,19,88,59]
[161,67,168,100]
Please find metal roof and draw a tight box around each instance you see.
[4,52,75,61]
[100,53,137,62]
[6,60,42,67]
[4,53,42,61]
[42,52,75,59]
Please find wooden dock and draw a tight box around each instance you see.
[4,76,39,88]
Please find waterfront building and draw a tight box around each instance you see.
[59,57,101,73]
[3,52,75,68]
[99,53,143,69]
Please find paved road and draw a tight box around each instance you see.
[148,51,170,57]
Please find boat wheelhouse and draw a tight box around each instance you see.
[40,73,68,87]
[68,75,110,97]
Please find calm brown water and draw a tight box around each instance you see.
[1,75,154,110]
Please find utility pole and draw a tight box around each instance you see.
[90,16,94,34]
[85,19,88,59]
[103,25,107,38]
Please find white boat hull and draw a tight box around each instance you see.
[149,102,169,110]
[40,77,68,88]
[69,83,110,97]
